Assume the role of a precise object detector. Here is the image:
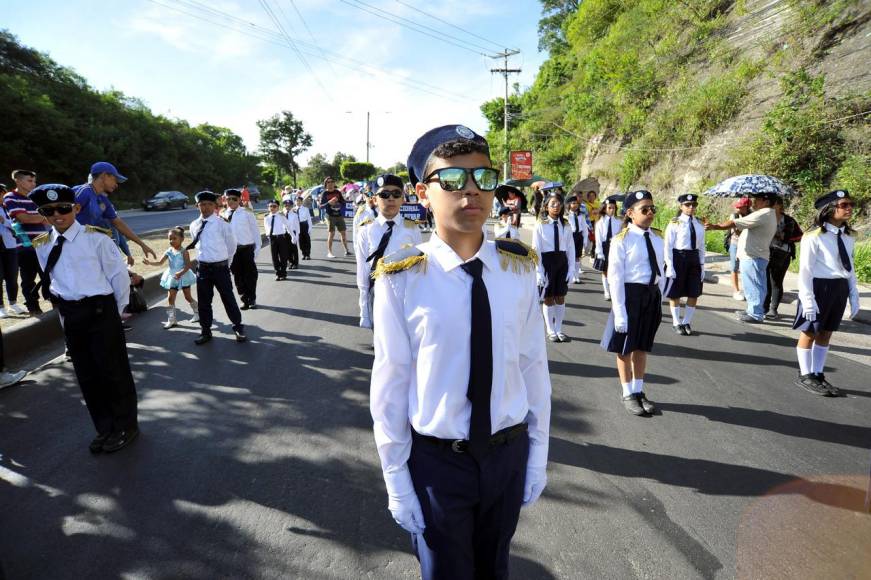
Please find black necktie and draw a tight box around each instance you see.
[269,216,275,236]
[506,230,511,239]
[366,221,395,278]
[644,231,660,285]
[227,209,235,223]
[688,216,697,250]
[574,213,580,233]
[553,221,560,253]
[606,219,613,243]
[460,258,492,461]
[837,230,852,272]
[186,220,207,251]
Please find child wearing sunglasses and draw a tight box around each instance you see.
[28,184,139,453]
[370,125,551,580]
[600,190,665,417]
[663,193,706,336]
[353,174,422,329]
[533,191,575,342]
[792,190,860,397]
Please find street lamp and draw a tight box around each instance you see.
[345,111,391,164]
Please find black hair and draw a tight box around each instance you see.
[169,226,185,240]
[11,169,36,180]
[813,198,855,235]
[422,140,491,178]
[540,193,567,225]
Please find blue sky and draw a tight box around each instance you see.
[3,0,547,168]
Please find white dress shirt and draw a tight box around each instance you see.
[607,223,665,328]
[493,223,519,240]
[222,207,261,254]
[798,222,859,312]
[295,205,312,226]
[567,210,589,238]
[34,221,129,314]
[189,214,237,265]
[264,212,291,236]
[371,234,552,496]
[354,206,377,229]
[595,215,622,259]
[283,210,301,243]
[664,213,706,272]
[532,216,576,280]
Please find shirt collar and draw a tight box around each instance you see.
[377,213,398,226]
[427,233,499,273]
[822,222,845,234]
[628,223,649,235]
[679,213,692,223]
[53,220,83,243]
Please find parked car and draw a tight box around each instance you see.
[142,191,190,211]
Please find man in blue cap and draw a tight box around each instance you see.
[74,162,157,261]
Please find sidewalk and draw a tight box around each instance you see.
[514,216,871,368]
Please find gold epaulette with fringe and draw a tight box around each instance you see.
[614,228,629,240]
[404,217,418,227]
[355,204,366,216]
[651,227,663,236]
[358,218,373,228]
[538,215,549,224]
[85,225,112,237]
[670,217,680,224]
[495,239,538,274]
[372,246,426,279]
[32,232,51,248]
[805,226,823,237]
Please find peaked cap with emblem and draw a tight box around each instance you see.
[224,188,242,198]
[195,190,219,203]
[407,124,489,186]
[29,183,76,207]
[814,189,851,210]
[623,190,653,212]
[375,174,404,191]
[677,193,698,204]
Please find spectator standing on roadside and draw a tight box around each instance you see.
[0,184,25,318]
[240,185,251,207]
[706,192,777,323]
[3,170,49,315]
[319,177,350,258]
[763,196,802,320]
[727,197,751,301]
[73,162,157,261]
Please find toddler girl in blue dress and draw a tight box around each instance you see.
[144,227,198,328]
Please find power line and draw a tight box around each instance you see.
[286,0,341,77]
[336,0,489,56]
[391,0,514,52]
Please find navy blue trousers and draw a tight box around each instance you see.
[196,262,242,334]
[408,431,529,580]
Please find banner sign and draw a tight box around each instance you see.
[510,151,533,180]
[342,203,426,221]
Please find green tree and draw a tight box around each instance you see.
[256,111,312,187]
[340,161,376,181]
[538,0,580,53]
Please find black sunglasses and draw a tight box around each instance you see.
[377,191,404,199]
[38,205,74,217]
[636,205,657,215]
[422,167,500,192]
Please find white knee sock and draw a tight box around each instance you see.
[543,304,555,334]
[796,347,812,375]
[631,378,644,394]
[811,344,829,374]
[621,382,632,397]
[575,260,583,275]
[602,276,610,297]
[682,306,696,325]
[554,304,565,333]
[670,306,682,326]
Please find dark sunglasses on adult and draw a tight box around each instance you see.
[422,167,500,192]
[682,202,698,207]
[834,202,854,209]
[637,206,657,215]
[38,205,74,217]
[377,191,404,199]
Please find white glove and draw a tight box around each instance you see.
[523,466,547,506]
[802,304,817,323]
[291,235,299,245]
[565,270,574,283]
[596,253,605,261]
[384,469,425,534]
[536,272,547,288]
[614,317,628,334]
[849,291,860,319]
[666,266,676,279]
[359,317,373,329]
[700,268,706,282]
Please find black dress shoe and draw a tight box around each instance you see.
[195,333,212,345]
[736,313,763,324]
[681,324,693,336]
[89,433,110,454]
[794,373,831,396]
[673,324,684,335]
[637,392,656,414]
[248,303,257,310]
[622,395,646,416]
[102,428,139,453]
[814,373,841,396]
[234,328,247,343]
[240,303,250,311]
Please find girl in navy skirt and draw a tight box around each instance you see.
[600,190,665,416]
[533,192,575,342]
[594,195,624,301]
[664,193,706,336]
[565,195,588,283]
[793,190,860,397]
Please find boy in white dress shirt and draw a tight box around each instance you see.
[189,190,245,345]
[370,125,551,579]
[264,200,291,280]
[222,188,261,310]
[29,184,138,453]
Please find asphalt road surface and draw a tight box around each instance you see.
[1,224,869,579]
[120,201,268,234]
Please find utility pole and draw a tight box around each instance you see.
[346,111,390,164]
[490,49,521,179]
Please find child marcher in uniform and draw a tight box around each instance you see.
[222,189,261,310]
[143,227,197,328]
[664,194,706,336]
[189,190,246,345]
[354,174,422,329]
[282,196,301,270]
[370,125,551,580]
[594,195,624,301]
[792,190,860,396]
[565,194,589,284]
[601,190,665,417]
[264,200,291,281]
[533,192,575,343]
[295,196,313,260]
[29,184,138,452]
[493,207,519,239]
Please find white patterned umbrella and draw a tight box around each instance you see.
[703,174,796,197]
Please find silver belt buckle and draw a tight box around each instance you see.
[451,440,465,453]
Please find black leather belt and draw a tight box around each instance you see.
[412,423,527,454]
[199,260,228,268]
[236,244,255,249]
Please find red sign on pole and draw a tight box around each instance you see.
[510,151,533,180]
